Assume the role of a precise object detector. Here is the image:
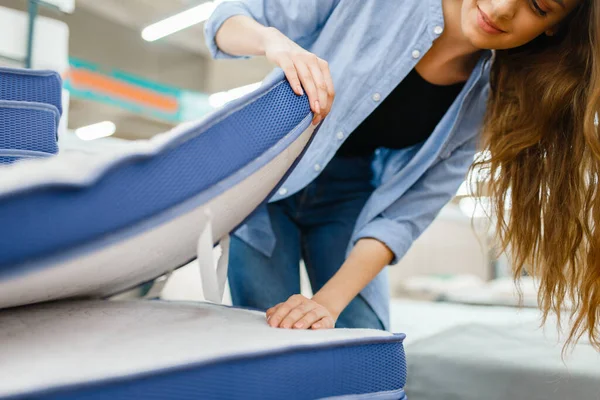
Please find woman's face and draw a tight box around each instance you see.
[461,0,582,49]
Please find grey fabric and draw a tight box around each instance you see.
[406,321,600,400]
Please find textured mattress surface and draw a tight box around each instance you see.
[0,68,62,164]
[0,67,63,114]
[0,301,407,400]
[0,72,316,309]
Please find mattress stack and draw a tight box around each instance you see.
[0,70,408,399]
[0,67,62,165]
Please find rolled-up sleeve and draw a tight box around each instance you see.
[353,136,478,265]
[204,0,341,59]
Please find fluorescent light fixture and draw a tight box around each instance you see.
[209,82,262,108]
[75,121,116,141]
[142,1,217,42]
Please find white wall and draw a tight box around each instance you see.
[0,6,69,73]
[388,204,493,296]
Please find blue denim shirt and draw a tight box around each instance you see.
[206,0,491,328]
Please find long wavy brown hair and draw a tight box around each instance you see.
[473,1,600,350]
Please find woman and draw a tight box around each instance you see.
[205,0,598,347]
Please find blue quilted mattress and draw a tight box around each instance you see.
[0,301,408,400]
[0,71,317,308]
[0,68,62,164]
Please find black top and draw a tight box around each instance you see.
[336,69,465,157]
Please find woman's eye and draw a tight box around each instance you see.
[531,0,549,16]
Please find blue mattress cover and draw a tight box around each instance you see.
[0,101,59,158]
[0,68,62,165]
[9,338,407,400]
[0,301,407,400]
[0,73,312,273]
[0,68,63,116]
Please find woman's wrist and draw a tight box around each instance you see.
[258,26,285,56]
[311,239,394,321]
[311,290,345,321]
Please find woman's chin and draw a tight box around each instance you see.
[462,25,504,50]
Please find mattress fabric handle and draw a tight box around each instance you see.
[197,209,229,304]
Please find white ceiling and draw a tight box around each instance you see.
[75,0,212,56]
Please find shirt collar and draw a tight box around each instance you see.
[428,0,446,40]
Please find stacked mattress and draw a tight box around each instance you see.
[0,70,408,399]
[0,68,62,164]
[0,70,317,307]
[0,301,407,400]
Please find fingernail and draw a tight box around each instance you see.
[297,85,304,95]
[294,322,304,329]
[313,323,321,329]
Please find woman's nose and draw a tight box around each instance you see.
[490,0,518,20]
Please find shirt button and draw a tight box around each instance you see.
[412,50,421,59]
[372,93,381,102]
[314,164,322,172]
[336,131,344,140]
[278,188,288,196]
[434,26,443,35]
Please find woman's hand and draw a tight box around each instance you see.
[263,28,335,126]
[266,294,337,330]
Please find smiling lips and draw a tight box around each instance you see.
[477,6,506,35]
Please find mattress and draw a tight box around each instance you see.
[0,71,316,308]
[390,300,600,400]
[0,68,62,164]
[0,300,408,400]
[0,67,63,114]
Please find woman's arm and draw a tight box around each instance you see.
[206,1,339,124]
[214,16,332,125]
[266,239,392,329]
[214,15,275,58]
[267,137,479,330]
[205,0,341,58]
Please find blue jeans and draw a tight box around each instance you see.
[228,155,385,330]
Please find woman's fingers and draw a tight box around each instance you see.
[266,304,280,322]
[278,57,303,96]
[267,295,303,328]
[281,301,318,329]
[264,34,333,124]
[265,294,337,330]
[307,58,329,123]
[318,58,335,117]
[294,307,329,329]
[293,57,321,118]
[311,316,336,330]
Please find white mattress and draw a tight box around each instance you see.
[0,300,405,399]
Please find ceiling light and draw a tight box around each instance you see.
[142,1,217,42]
[209,82,261,108]
[75,121,116,141]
